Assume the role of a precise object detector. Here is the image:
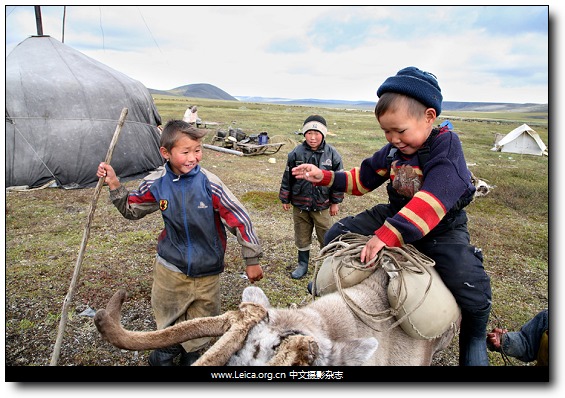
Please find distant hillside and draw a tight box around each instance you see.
[148,84,547,113]
[236,96,376,110]
[149,83,237,101]
[237,96,548,113]
[442,101,548,113]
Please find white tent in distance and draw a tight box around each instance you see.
[491,123,547,156]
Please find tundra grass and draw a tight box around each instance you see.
[5,97,548,367]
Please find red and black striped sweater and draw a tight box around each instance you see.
[315,129,476,247]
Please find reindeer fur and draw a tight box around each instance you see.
[95,267,456,366]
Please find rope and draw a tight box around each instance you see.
[11,122,60,185]
[489,308,516,366]
[6,115,155,127]
[311,233,436,333]
[6,116,158,188]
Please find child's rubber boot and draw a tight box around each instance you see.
[291,250,310,279]
[307,281,319,296]
[148,344,183,366]
[179,350,201,366]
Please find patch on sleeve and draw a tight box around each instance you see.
[159,199,168,211]
[392,163,422,197]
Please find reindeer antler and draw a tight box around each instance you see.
[94,290,267,357]
[194,302,268,366]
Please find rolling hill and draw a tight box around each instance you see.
[149,83,548,113]
[149,83,238,101]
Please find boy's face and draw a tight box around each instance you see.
[160,134,202,175]
[304,130,324,151]
[378,106,435,156]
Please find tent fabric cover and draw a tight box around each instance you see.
[493,123,547,156]
[6,36,164,188]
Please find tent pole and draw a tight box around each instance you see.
[34,6,43,36]
[62,6,66,43]
[50,108,129,366]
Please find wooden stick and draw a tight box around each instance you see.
[50,108,128,366]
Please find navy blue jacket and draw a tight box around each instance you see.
[110,163,262,276]
[279,140,344,211]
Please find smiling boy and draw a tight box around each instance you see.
[97,120,263,366]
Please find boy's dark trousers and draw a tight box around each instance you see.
[324,204,492,366]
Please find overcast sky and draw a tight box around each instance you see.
[5,4,551,104]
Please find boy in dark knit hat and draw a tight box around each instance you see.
[292,67,492,366]
[279,115,344,279]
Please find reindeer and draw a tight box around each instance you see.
[94,263,458,366]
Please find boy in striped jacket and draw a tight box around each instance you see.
[97,120,263,366]
[292,67,492,366]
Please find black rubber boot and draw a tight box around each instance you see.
[179,350,201,366]
[307,281,315,295]
[291,250,310,279]
[307,280,321,296]
[148,344,183,366]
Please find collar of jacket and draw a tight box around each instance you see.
[302,139,326,152]
[165,162,201,181]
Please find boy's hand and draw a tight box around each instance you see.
[360,235,386,264]
[486,328,507,352]
[97,162,120,190]
[329,203,339,217]
[245,264,263,283]
[292,164,323,183]
[282,204,291,211]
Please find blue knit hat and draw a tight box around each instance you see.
[376,66,443,116]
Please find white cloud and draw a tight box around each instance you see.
[5,4,550,103]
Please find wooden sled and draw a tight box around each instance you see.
[233,142,285,156]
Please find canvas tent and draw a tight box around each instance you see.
[491,123,547,156]
[6,36,164,189]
